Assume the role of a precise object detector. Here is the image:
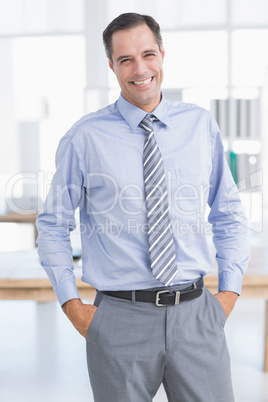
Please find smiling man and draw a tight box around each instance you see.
[36,12,250,402]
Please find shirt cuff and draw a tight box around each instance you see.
[218,271,244,295]
[55,279,81,307]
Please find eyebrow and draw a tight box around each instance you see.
[115,49,158,64]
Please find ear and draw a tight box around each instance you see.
[109,59,115,73]
[160,46,165,62]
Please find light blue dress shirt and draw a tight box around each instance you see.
[36,94,250,306]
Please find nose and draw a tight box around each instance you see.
[133,58,147,76]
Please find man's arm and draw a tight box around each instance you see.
[36,133,87,308]
[207,116,250,312]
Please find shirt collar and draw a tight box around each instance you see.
[116,93,170,133]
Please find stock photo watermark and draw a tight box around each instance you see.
[3,169,263,234]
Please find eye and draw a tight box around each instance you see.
[145,53,155,58]
[120,58,131,64]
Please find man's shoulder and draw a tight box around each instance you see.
[165,99,214,127]
[70,102,119,133]
[166,98,210,116]
[56,101,119,155]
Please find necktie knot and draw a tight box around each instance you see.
[140,114,157,134]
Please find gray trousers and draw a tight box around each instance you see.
[86,285,235,402]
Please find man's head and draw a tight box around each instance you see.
[103,13,163,63]
[103,13,165,113]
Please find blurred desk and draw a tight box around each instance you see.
[0,247,267,371]
[0,213,38,246]
[0,249,93,302]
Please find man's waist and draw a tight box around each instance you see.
[101,277,203,307]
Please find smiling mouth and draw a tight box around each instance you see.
[132,77,153,86]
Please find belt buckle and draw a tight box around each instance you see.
[155,290,181,306]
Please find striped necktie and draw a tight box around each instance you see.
[140,114,178,286]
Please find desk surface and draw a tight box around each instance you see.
[0,213,37,224]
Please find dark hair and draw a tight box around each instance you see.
[103,12,163,62]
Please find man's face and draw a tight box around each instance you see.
[109,24,165,113]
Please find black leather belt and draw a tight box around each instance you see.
[102,277,203,307]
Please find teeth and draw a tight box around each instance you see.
[133,77,152,86]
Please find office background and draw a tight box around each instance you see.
[0,1,268,401]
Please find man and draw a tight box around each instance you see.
[36,12,250,402]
